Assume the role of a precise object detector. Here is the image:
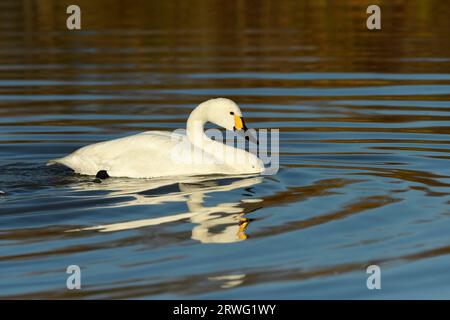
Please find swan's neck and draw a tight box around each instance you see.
[186,103,252,169]
[186,103,210,148]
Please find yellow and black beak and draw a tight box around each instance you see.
[233,114,247,132]
[233,115,258,145]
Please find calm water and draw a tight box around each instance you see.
[1,0,450,299]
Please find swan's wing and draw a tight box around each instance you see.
[50,131,178,176]
[50,131,221,178]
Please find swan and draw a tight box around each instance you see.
[48,98,264,178]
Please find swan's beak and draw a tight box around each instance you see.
[233,115,259,145]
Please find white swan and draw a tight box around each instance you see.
[48,98,264,178]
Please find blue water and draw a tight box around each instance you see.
[1,0,450,299]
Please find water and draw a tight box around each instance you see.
[1,0,450,299]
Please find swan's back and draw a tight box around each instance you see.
[49,131,228,178]
[50,131,180,178]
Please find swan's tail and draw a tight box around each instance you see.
[46,155,95,176]
[46,158,64,166]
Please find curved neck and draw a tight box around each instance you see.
[186,102,210,148]
[186,102,253,170]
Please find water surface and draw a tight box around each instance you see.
[1,0,450,299]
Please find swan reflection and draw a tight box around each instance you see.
[208,274,246,289]
[69,175,262,244]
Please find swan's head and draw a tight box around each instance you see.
[204,98,247,132]
[199,98,258,145]
[189,98,264,174]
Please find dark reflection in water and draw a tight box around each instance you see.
[0,0,450,299]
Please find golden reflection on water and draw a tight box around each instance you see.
[2,0,450,74]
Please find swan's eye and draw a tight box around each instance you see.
[229,111,234,115]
